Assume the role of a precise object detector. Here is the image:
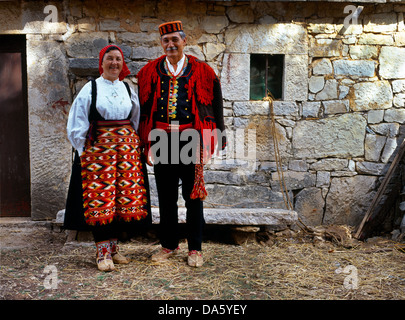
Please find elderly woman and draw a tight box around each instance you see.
[66,45,149,272]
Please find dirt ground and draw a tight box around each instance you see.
[1,219,404,301]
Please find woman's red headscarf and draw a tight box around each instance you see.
[99,45,131,81]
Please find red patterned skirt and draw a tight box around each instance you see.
[80,120,148,226]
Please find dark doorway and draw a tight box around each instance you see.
[0,35,31,217]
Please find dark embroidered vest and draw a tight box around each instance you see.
[154,58,194,125]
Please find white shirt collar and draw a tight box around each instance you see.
[166,54,186,76]
[101,75,120,85]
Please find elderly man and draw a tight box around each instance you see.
[137,21,226,267]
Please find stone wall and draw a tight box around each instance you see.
[1,0,404,226]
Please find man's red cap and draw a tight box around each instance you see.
[159,21,183,36]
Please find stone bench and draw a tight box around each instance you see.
[55,207,298,227]
[151,207,298,228]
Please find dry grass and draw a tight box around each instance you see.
[1,224,404,300]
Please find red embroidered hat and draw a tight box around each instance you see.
[159,21,183,36]
[99,45,131,81]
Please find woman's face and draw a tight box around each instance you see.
[102,49,123,81]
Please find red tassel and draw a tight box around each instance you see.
[190,164,207,200]
[190,144,207,200]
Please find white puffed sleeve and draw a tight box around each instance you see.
[129,87,140,132]
[66,82,92,156]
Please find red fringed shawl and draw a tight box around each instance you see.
[137,55,216,108]
[137,55,224,200]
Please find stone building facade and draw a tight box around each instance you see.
[1,0,404,227]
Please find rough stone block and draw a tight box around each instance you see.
[272,101,299,117]
[309,38,342,57]
[284,54,308,101]
[356,161,387,176]
[324,176,378,226]
[367,110,384,124]
[68,58,99,77]
[351,81,393,111]
[233,101,270,116]
[312,58,332,75]
[309,76,325,93]
[292,113,366,159]
[358,34,394,46]
[365,134,386,161]
[384,109,405,123]
[118,32,160,46]
[201,16,229,34]
[302,101,321,118]
[220,53,250,101]
[394,94,405,108]
[271,171,316,191]
[349,45,378,60]
[315,79,338,100]
[226,6,254,24]
[225,24,307,54]
[205,184,292,209]
[369,123,399,137]
[333,59,376,77]
[364,13,398,33]
[310,159,348,171]
[65,32,109,58]
[392,80,405,93]
[323,100,349,115]
[294,188,324,226]
[379,47,405,79]
[381,137,398,163]
[132,46,162,60]
[203,42,226,61]
[316,171,331,188]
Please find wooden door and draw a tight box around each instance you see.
[0,35,31,217]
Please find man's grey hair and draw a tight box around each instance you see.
[160,30,186,40]
[178,31,186,40]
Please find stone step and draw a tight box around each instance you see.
[151,207,298,227]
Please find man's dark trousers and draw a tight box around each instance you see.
[153,133,204,251]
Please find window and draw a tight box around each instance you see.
[250,54,284,100]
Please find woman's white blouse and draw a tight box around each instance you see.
[67,76,140,155]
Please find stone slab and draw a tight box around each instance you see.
[225,24,307,54]
[151,207,298,226]
[292,113,366,159]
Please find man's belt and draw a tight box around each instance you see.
[155,121,193,132]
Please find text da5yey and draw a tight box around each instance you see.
[202,304,247,315]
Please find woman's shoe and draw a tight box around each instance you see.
[110,239,130,264]
[96,240,115,272]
